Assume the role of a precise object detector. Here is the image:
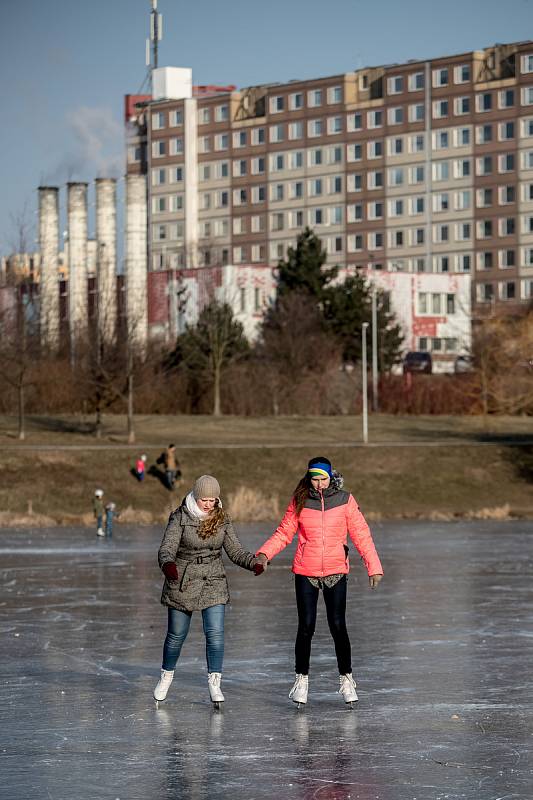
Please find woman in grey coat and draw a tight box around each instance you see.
[154,474,263,706]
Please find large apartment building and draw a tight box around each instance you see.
[125,41,533,321]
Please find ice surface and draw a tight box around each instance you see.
[1,521,532,799]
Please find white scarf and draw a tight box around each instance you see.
[185,491,209,520]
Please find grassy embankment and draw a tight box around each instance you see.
[1,414,532,526]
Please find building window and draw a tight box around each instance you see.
[368,140,383,159]
[252,127,265,145]
[289,121,303,140]
[367,110,383,128]
[347,143,362,162]
[455,96,470,115]
[368,171,383,189]
[477,92,492,112]
[477,155,492,176]
[368,201,383,219]
[327,116,343,134]
[308,89,323,107]
[290,151,304,169]
[214,133,229,150]
[309,119,324,137]
[499,153,515,173]
[152,111,165,130]
[270,124,284,143]
[433,67,449,87]
[409,103,424,122]
[215,104,229,122]
[433,161,450,181]
[327,86,343,104]
[499,88,515,109]
[500,281,516,300]
[233,130,247,148]
[478,123,492,143]
[408,72,424,91]
[199,108,210,125]
[433,100,449,119]
[270,95,284,113]
[170,109,183,126]
[347,173,362,192]
[388,76,403,95]
[290,92,304,110]
[347,112,363,131]
[388,106,404,125]
[389,167,404,186]
[499,121,515,141]
[152,140,166,157]
[454,64,470,83]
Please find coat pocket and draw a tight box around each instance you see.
[178,562,190,591]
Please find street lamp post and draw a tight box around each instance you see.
[362,322,369,444]
[371,287,378,412]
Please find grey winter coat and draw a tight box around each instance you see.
[158,504,256,612]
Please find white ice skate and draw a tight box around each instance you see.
[154,669,174,704]
[96,528,105,537]
[208,672,224,709]
[338,673,358,707]
[289,673,308,708]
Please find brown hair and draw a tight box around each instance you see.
[198,501,226,540]
[293,475,312,516]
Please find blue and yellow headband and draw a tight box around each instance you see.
[308,462,332,479]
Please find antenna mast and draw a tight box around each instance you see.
[146,0,163,86]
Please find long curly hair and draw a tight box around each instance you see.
[198,501,226,539]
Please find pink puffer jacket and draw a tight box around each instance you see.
[257,479,383,578]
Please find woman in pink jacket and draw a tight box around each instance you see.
[254,456,383,707]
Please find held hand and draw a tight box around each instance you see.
[162,561,179,582]
[253,553,269,576]
[369,574,383,590]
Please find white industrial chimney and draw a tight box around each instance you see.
[67,182,88,341]
[125,174,148,348]
[95,178,117,342]
[38,186,60,350]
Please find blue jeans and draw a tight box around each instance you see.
[162,604,225,673]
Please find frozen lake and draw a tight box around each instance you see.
[1,520,532,800]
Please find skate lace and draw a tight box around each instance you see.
[289,675,306,698]
[209,673,221,687]
[338,674,356,693]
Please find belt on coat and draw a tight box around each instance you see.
[177,550,221,565]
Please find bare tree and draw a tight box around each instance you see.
[0,288,39,439]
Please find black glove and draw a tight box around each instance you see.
[253,553,268,576]
[162,562,179,581]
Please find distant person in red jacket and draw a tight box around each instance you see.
[254,456,383,708]
[135,454,147,482]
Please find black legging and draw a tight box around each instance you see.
[294,574,352,675]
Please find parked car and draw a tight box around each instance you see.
[454,355,475,373]
[403,351,432,374]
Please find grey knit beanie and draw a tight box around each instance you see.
[193,475,221,500]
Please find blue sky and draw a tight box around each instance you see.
[1,0,532,255]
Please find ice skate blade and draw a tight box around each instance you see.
[212,701,224,711]
[293,701,307,709]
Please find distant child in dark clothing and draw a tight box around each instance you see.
[93,489,105,537]
[105,502,120,538]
